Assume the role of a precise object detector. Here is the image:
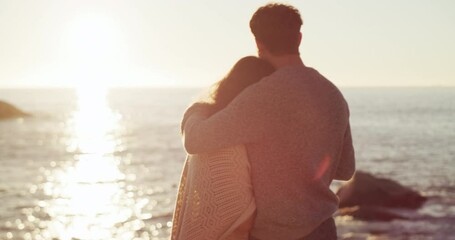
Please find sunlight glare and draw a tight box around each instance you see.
[69,87,120,155]
[45,87,131,239]
[65,14,126,89]
[67,14,118,62]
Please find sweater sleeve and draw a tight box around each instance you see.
[334,122,356,180]
[182,83,273,154]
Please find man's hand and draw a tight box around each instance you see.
[180,102,212,134]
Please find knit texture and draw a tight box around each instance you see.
[182,65,355,240]
[171,145,256,240]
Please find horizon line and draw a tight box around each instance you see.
[1,85,455,90]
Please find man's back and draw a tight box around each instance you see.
[244,65,354,239]
[182,65,355,240]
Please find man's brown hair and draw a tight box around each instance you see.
[250,3,303,55]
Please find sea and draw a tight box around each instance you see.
[0,87,454,240]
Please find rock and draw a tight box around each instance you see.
[336,206,408,221]
[337,171,427,209]
[0,100,30,119]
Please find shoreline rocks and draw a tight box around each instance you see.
[0,100,30,120]
[336,205,409,221]
[336,171,427,221]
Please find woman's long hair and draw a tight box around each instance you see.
[206,56,275,115]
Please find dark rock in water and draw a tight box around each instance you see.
[337,171,427,209]
[0,100,30,119]
[336,206,408,221]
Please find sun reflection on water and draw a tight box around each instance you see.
[67,87,120,155]
[46,87,132,239]
[2,87,177,240]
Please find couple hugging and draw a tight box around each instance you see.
[171,3,355,240]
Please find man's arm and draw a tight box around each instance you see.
[182,82,274,154]
[334,122,356,180]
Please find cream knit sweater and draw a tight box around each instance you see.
[171,145,255,240]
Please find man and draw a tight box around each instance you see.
[181,3,355,240]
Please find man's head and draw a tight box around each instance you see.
[250,3,303,59]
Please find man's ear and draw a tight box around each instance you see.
[298,32,302,46]
[255,38,266,57]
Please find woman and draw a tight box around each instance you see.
[171,56,275,240]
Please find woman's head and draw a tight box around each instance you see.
[208,56,275,115]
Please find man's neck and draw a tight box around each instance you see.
[267,54,304,69]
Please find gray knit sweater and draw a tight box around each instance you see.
[182,65,355,240]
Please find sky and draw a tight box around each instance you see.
[0,0,454,88]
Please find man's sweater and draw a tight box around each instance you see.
[182,65,355,240]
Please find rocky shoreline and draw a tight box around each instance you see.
[0,100,30,119]
[336,171,427,221]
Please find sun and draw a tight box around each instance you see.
[65,14,124,90]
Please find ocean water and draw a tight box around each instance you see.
[0,87,454,240]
